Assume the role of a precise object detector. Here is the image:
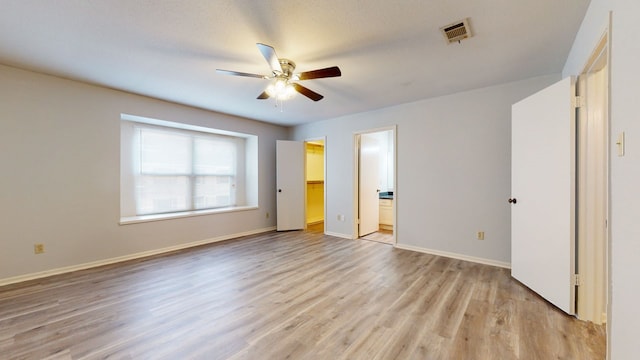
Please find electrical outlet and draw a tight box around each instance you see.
[337,214,345,221]
[476,231,485,240]
[34,244,45,254]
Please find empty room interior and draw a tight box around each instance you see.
[0,1,638,359]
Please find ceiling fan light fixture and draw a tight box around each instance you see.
[266,79,296,100]
[283,84,296,99]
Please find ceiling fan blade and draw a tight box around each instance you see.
[292,83,324,101]
[297,66,342,80]
[257,91,270,100]
[256,43,283,73]
[216,69,267,79]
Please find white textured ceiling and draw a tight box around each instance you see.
[0,0,590,126]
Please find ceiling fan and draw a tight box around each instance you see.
[216,43,341,102]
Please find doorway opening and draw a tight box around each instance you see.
[576,31,609,325]
[354,127,396,245]
[510,55,610,323]
[305,139,325,233]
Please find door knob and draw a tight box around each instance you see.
[508,198,517,204]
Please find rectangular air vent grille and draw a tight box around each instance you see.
[440,18,472,44]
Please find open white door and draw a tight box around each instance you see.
[276,140,305,231]
[511,77,576,315]
[358,134,380,237]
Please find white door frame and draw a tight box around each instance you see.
[304,136,327,233]
[352,125,397,243]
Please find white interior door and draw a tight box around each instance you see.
[276,140,305,231]
[359,134,380,237]
[511,77,576,315]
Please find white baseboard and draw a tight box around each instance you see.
[394,243,511,269]
[324,231,354,240]
[0,227,276,287]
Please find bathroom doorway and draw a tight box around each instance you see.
[355,127,396,245]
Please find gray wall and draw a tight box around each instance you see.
[291,74,560,266]
[563,0,640,358]
[0,64,287,282]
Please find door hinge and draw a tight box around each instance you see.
[572,96,585,108]
[356,219,360,224]
[573,274,581,286]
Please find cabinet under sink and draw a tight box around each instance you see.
[379,198,393,230]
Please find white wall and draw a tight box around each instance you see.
[291,74,560,265]
[564,1,640,358]
[0,64,287,282]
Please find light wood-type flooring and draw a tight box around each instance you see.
[361,229,395,245]
[0,229,605,359]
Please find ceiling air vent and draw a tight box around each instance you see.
[440,18,472,44]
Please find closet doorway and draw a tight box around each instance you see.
[305,139,325,233]
[354,127,396,245]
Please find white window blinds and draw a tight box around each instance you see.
[134,126,240,215]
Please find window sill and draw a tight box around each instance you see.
[119,205,259,225]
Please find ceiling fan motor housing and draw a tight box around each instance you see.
[278,59,296,78]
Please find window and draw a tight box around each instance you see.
[120,114,258,223]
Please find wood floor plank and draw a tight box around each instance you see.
[0,229,605,359]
